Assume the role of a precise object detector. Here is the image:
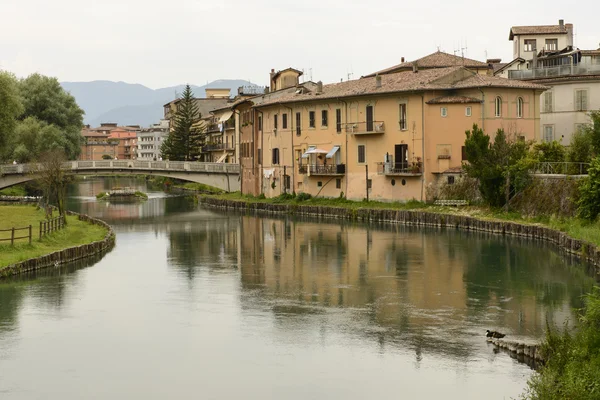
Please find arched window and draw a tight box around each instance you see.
[517,97,523,118]
[495,96,502,117]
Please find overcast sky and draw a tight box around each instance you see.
[1,0,598,89]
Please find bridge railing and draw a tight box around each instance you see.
[531,162,590,176]
[1,161,240,175]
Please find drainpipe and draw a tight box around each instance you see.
[478,88,486,131]
[337,98,349,197]
[258,110,264,196]
[283,103,295,193]
[420,93,425,202]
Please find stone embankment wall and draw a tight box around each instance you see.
[199,197,600,270]
[0,211,115,278]
[488,338,544,364]
[0,195,40,203]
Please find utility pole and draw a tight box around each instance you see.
[365,165,369,202]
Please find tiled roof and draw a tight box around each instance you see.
[254,67,547,108]
[364,51,489,77]
[492,63,507,72]
[426,96,483,104]
[509,24,568,40]
[581,49,600,56]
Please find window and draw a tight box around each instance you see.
[317,181,322,187]
[544,125,554,142]
[336,109,342,133]
[447,176,455,185]
[575,89,588,111]
[494,96,502,117]
[461,146,467,161]
[440,107,448,117]
[258,115,263,131]
[274,114,278,130]
[524,39,536,52]
[399,103,407,130]
[282,113,288,129]
[465,106,472,117]
[296,112,301,136]
[309,111,316,128]
[545,39,558,51]
[336,178,341,189]
[272,148,280,164]
[258,148,262,164]
[321,110,328,127]
[357,145,366,163]
[517,97,523,118]
[544,92,553,112]
[284,175,291,190]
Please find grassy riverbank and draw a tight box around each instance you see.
[201,192,600,247]
[0,206,108,267]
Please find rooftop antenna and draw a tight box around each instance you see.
[309,68,313,82]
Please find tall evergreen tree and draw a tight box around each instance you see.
[161,85,204,161]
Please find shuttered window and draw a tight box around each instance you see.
[575,89,588,111]
[357,145,366,163]
[544,92,553,113]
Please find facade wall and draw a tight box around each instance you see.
[513,33,571,60]
[137,130,167,160]
[79,143,118,161]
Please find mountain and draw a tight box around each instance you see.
[60,79,259,127]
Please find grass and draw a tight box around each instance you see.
[0,205,108,268]
[202,191,600,247]
[174,182,224,194]
[0,186,27,196]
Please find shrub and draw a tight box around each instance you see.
[533,141,566,162]
[577,157,600,220]
[427,176,480,203]
[295,192,312,202]
[510,177,579,217]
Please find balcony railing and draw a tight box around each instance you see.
[202,143,235,152]
[508,63,600,80]
[376,162,422,176]
[298,164,346,175]
[531,162,589,175]
[345,121,385,135]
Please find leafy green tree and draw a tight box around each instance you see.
[576,157,600,220]
[463,124,533,207]
[532,141,566,162]
[18,74,84,160]
[7,117,71,163]
[161,85,204,161]
[568,128,594,164]
[0,71,24,160]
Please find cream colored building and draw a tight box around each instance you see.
[250,66,545,202]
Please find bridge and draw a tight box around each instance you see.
[0,160,240,192]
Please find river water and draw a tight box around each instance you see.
[0,177,596,399]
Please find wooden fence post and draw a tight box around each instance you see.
[39,221,42,239]
[11,227,15,246]
[29,225,32,245]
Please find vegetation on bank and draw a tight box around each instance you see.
[96,190,148,200]
[523,288,600,399]
[0,186,27,197]
[0,205,107,268]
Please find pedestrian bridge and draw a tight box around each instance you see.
[0,160,240,192]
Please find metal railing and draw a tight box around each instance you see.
[345,121,385,134]
[508,63,600,79]
[298,164,346,175]
[376,162,423,175]
[203,143,235,152]
[531,162,589,175]
[1,161,240,175]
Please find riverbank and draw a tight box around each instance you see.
[0,205,112,273]
[199,193,600,269]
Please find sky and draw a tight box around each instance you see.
[1,0,598,89]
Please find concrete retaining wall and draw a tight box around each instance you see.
[0,210,115,278]
[199,197,600,270]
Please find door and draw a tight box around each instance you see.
[395,144,408,171]
[366,105,374,132]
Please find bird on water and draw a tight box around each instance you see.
[486,330,506,339]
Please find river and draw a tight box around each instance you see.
[0,177,596,399]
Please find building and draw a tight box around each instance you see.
[162,89,231,131]
[137,121,169,160]
[202,108,236,163]
[108,128,138,160]
[79,126,118,161]
[238,65,545,202]
[494,20,600,143]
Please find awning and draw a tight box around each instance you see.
[216,153,227,163]
[218,111,233,123]
[301,146,329,158]
[326,146,340,159]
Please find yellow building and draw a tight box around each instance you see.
[248,66,546,201]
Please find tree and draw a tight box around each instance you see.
[463,124,533,207]
[18,74,84,160]
[6,117,71,163]
[34,149,70,223]
[161,85,204,161]
[576,157,600,221]
[0,71,24,160]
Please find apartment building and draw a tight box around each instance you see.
[237,65,545,202]
[162,89,231,131]
[80,123,139,160]
[494,20,600,143]
[137,121,169,160]
[108,128,138,160]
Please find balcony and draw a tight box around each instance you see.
[345,121,385,135]
[376,162,422,176]
[508,63,600,80]
[202,143,235,152]
[298,164,346,176]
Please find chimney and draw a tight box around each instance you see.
[316,81,323,93]
[566,23,574,47]
[412,62,419,73]
[559,19,564,29]
[401,57,405,63]
[264,87,270,94]
[375,74,382,88]
[237,87,243,95]
[269,68,276,91]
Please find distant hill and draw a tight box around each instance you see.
[60,79,259,127]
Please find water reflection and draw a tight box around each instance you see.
[0,177,597,400]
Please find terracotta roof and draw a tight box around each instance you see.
[364,51,489,78]
[581,49,600,56]
[522,74,600,84]
[254,67,547,108]
[272,67,303,80]
[492,63,507,72]
[492,58,526,75]
[509,24,569,40]
[426,96,483,104]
